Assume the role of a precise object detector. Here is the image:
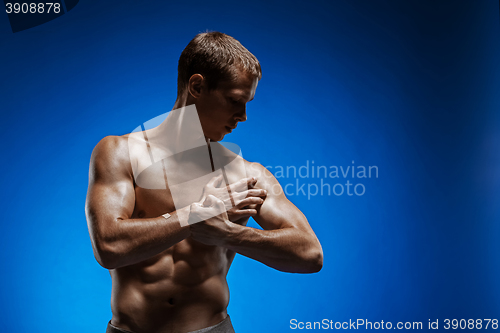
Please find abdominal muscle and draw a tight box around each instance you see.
[109,237,234,333]
[109,140,241,332]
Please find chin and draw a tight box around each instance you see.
[210,133,224,142]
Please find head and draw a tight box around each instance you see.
[177,32,262,141]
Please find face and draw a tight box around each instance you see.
[193,68,258,141]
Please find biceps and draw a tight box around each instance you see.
[86,180,135,226]
[254,195,306,231]
[250,164,310,231]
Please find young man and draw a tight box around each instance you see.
[85,32,323,333]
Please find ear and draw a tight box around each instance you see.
[188,74,204,99]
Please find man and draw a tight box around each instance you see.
[85,32,323,333]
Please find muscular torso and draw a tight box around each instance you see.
[110,136,249,333]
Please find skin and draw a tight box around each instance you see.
[85,67,323,333]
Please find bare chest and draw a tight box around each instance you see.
[131,143,248,218]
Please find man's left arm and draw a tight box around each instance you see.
[224,163,323,273]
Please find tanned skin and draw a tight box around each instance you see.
[85,68,323,333]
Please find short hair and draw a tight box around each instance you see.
[177,31,262,98]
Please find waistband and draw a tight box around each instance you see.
[106,315,235,333]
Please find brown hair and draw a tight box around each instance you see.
[177,31,262,98]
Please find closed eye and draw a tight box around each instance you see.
[229,97,240,105]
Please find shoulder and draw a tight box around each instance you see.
[90,135,133,181]
[244,161,270,178]
[91,135,130,163]
[244,161,283,193]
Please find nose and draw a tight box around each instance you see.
[235,106,247,122]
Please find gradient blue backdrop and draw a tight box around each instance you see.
[1,1,499,332]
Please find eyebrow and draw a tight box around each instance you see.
[230,92,254,102]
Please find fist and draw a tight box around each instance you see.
[201,175,267,222]
[189,195,232,246]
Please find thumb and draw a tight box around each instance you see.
[207,174,223,188]
[214,175,222,187]
[203,194,218,207]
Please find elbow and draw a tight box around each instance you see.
[92,240,122,270]
[306,246,323,273]
[301,240,323,273]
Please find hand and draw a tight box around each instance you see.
[202,175,267,222]
[189,195,232,246]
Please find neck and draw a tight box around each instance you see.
[172,91,210,143]
[172,89,194,110]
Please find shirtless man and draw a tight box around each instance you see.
[85,32,323,333]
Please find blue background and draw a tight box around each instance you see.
[1,0,499,332]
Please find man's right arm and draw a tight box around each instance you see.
[85,136,191,269]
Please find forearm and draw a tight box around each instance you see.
[92,207,190,269]
[225,224,323,273]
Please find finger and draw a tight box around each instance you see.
[214,174,224,187]
[247,177,258,189]
[228,190,265,208]
[238,189,267,199]
[203,194,218,207]
[231,209,258,219]
[231,189,266,204]
[236,196,264,209]
[206,174,224,188]
[229,177,257,193]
